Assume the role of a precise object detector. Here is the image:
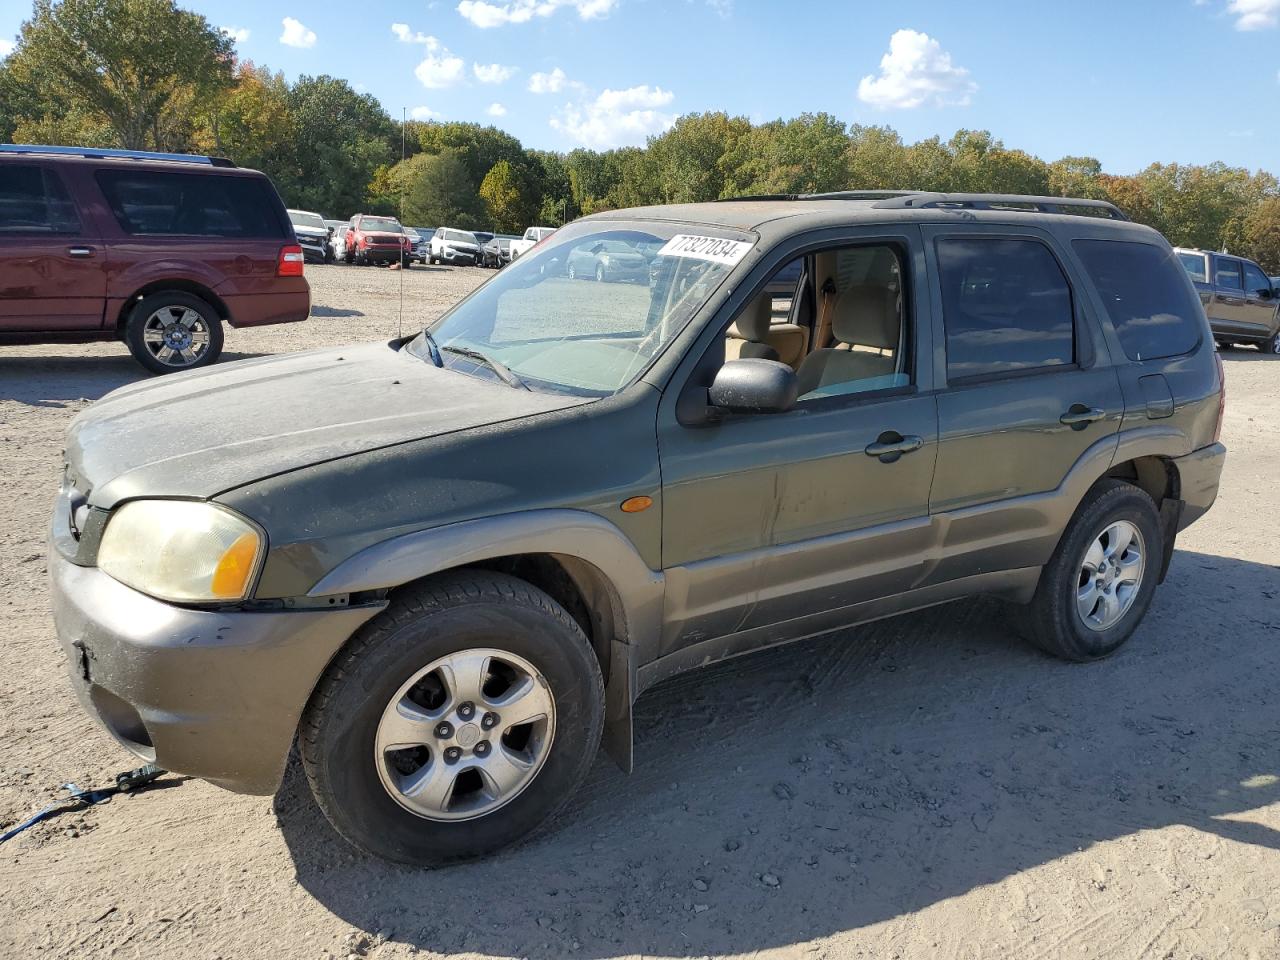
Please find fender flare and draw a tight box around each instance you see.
[306,508,665,772]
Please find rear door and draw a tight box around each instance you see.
[0,162,106,331]
[920,224,1123,584]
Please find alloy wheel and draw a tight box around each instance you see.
[374,648,555,822]
[142,305,212,368]
[1076,520,1145,631]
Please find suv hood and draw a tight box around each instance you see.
[67,342,590,509]
[293,226,328,239]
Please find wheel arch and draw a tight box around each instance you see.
[114,280,231,334]
[305,509,664,772]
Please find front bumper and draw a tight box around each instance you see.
[1172,441,1226,530]
[49,548,384,794]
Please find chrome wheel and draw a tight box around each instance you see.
[374,648,555,822]
[142,305,212,368]
[1076,520,1145,631]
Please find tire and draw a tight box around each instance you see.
[1020,479,1163,662]
[1260,331,1280,355]
[123,291,224,375]
[567,262,578,280]
[300,571,605,866]
[595,264,606,282]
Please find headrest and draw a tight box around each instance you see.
[731,293,773,342]
[831,284,899,350]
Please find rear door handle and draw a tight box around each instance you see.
[67,246,94,258]
[864,433,924,463]
[1060,405,1105,429]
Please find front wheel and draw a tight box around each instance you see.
[1260,331,1280,355]
[300,572,605,866]
[1020,479,1163,661]
[123,291,224,374]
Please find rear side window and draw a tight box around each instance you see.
[1073,240,1203,362]
[1176,251,1208,282]
[95,170,287,238]
[1215,259,1243,290]
[936,238,1075,381]
[0,165,80,234]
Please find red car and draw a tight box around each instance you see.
[344,214,412,266]
[0,145,310,374]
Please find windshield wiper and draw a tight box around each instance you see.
[419,328,443,367]
[441,344,529,390]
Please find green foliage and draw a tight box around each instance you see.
[8,0,233,149]
[401,149,486,229]
[2,0,1278,265]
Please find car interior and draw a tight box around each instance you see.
[723,244,909,400]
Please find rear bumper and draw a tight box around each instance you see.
[1172,442,1226,530]
[48,548,384,794]
[224,288,310,327]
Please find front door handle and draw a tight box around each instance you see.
[864,432,924,463]
[1060,405,1105,429]
[67,246,94,258]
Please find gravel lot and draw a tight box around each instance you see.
[1,262,1278,960]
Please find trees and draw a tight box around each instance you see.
[479,159,540,232]
[402,150,486,229]
[6,0,233,149]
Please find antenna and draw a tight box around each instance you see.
[398,107,407,340]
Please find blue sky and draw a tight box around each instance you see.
[3,0,1279,173]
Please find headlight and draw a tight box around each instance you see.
[98,500,265,603]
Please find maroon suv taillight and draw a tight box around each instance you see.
[1213,352,1226,444]
[277,244,304,277]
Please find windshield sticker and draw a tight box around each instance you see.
[657,234,753,266]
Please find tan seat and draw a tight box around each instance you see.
[795,285,899,395]
[724,294,780,363]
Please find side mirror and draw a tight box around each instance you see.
[708,359,798,415]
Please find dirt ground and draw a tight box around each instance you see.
[1,263,1278,960]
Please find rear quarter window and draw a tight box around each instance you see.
[1073,240,1203,362]
[95,170,287,238]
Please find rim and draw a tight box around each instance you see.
[1076,520,1146,631]
[142,306,211,367]
[374,648,556,822]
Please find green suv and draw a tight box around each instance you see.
[49,192,1226,865]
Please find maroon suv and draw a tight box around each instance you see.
[0,145,310,374]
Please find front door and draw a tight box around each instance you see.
[0,163,106,331]
[1240,260,1279,338]
[920,225,1124,584]
[656,229,939,656]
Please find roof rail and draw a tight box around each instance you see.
[868,191,1128,221]
[0,144,236,167]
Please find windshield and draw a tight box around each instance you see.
[361,217,402,233]
[289,211,326,230]
[407,219,754,396]
[445,229,478,244]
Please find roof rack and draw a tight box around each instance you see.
[865,191,1128,221]
[0,144,236,167]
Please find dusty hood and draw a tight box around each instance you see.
[67,342,590,508]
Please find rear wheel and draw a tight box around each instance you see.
[1020,479,1163,662]
[300,572,605,866]
[123,291,224,375]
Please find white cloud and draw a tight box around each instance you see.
[220,26,250,43]
[391,22,436,45]
[416,51,466,88]
[551,84,674,148]
[487,102,508,116]
[410,106,442,121]
[456,0,617,29]
[857,29,975,109]
[1228,0,1280,29]
[474,62,516,83]
[0,38,14,57]
[528,67,568,93]
[280,17,317,48]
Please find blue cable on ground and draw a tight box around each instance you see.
[0,764,165,844]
